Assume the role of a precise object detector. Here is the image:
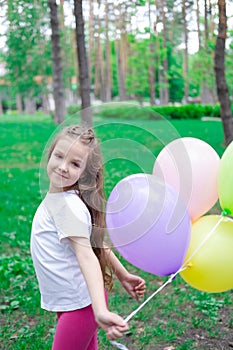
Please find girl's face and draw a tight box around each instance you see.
[47,137,89,192]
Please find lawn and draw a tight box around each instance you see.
[0,113,232,350]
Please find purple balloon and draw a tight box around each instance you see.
[106,174,191,276]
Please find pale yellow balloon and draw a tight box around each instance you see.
[180,215,233,293]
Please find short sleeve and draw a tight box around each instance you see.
[44,192,92,241]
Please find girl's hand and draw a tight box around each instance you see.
[95,310,129,340]
[121,273,146,300]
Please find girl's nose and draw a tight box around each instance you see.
[59,162,68,172]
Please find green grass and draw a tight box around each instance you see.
[0,113,232,349]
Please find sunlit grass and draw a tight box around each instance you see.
[0,113,231,349]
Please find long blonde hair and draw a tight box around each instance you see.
[48,125,113,290]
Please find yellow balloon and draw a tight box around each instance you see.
[180,215,233,293]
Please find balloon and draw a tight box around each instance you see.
[180,215,233,293]
[106,174,191,276]
[218,140,233,215]
[153,137,220,221]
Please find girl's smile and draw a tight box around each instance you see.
[47,137,89,192]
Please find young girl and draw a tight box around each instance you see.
[30,125,146,350]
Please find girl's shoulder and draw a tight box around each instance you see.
[44,190,91,224]
[44,191,92,240]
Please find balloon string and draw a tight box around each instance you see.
[110,214,227,350]
[182,215,224,268]
[124,215,225,325]
[124,271,179,323]
[110,269,184,350]
[110,341,129,350]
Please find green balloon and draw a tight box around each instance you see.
[218,140,233,215]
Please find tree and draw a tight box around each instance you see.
[5,0,49,114]
[196,0,201,50]
[126,36,150,104]
[199,0,216,104]
[88,0,94,86]
[214,0,233,145]
[182,0,189,103]
[48,0,66,123]
[74,0,92,126]
[114,1,128,101]
[148,0,156,105]
[104,0,112,102]
[94,0,105,101]
[160,0,169,104]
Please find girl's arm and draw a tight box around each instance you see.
[106,247,146,300]
[69,237,129,340]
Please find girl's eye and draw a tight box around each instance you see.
[55,154,63,159]
[72,162,80,168]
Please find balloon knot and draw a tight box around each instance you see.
[182,263,192,270]
[221,210,230,217]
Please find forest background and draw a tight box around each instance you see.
[0,0,233,145]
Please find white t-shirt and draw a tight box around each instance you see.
[30,190,92,312]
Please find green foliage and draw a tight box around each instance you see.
[5,0,51,99]
[66,103,224,120]
[225,34,233,97]
[151,104,222,119]
[110,41,119,98]
[189,44,216,100]
[168,46,184,102]
[0,84,17,111]
[97,104,159,120]
[126,37,151,100]
[1,0,233,112]
[0,254,36,311]
[67,104,81,115]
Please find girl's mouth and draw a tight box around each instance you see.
[54,171,68,179]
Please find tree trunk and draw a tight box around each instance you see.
[48,0,66,124]
[94,34,101,98]
[154,0,160,104]
[94,0,108,101]
[161,0,169,105]
[214,0,233,145]
[209,0,215,36]
[71,28,79,100]
[74,0,92,127]
[59,0,71,94]
[149,41,156,106]
[88,0,94,87]
[115,38,127,101]
[204,0,209,45]
[42,94,50,114]
[118,33,128,101]
[59,0,65,29]
[105,0,112,102]
[148,0,156,105]
[115,3,127,101]
[25,96,36,114]
[201,82,215,104]
[182,0,189,103]
[196,0,201,50]
[16,93,23,114]
[200,0,215,105]
[96,0,106,102]
[0,97,3,115]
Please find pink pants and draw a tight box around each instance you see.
[52,304,98,350]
